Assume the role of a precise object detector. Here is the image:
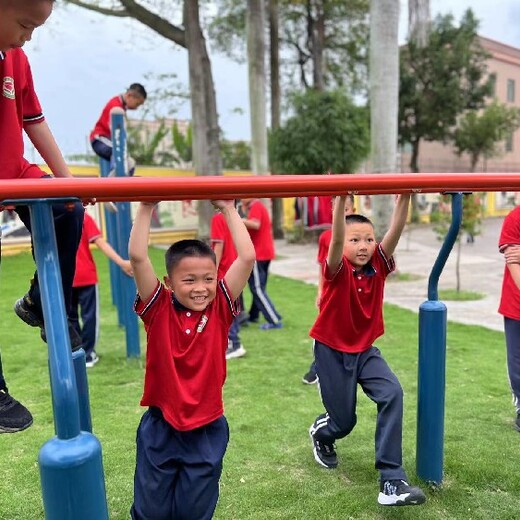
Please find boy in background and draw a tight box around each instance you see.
[90,83,147,175]
[1,0,84,431]
[210,211,246,359]
[72,212,133,368]
[128,199,255,519]
[308,194,426,506]
[302,194,356,384]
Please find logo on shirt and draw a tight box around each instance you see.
[2,76,14,99]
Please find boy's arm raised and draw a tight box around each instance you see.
[327,196,347,273]
[380,194,411,258]
[128,202,159,302]
[215,201,256,301]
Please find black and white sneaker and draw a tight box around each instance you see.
[309,423,338,469]
[377,479,426,506]
[302,370,318,385]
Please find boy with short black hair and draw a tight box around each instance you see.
[90,83,147,175]
[0,0,84,432]
[128,199,255,519]
[308,194,426,506]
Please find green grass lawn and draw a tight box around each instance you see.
[0,248,519,519]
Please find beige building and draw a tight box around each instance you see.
[400,36,520,175]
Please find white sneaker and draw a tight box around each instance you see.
[226,344,246,360]
[85,352,99,368]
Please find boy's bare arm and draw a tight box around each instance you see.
[214,201,256,301]
[507,263,520,291]
[380,194,411,258]
[327,196,347,273]
[94,236,133,276]
[128,202,159,301]
[25,121,73,178]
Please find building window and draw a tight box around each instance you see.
[507,79,515,102]
[489,73,497,96]
[506,133,514,152]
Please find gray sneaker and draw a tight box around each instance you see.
[378,479,426,506]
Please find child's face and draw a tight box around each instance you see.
[0,0,53,52]
[343,222,376,269]
[126,92,146,110]
[164,256,218,311]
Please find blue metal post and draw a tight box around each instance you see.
[111,111,141,358]
[30,201,108,519]
[416,192,463,484]
[99,158,121,313]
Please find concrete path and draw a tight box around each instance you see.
[271,218,505,332]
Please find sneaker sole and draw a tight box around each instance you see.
[226,348,247,360]
[308,426,337,469]
[14,299,43,328]
[0,418,33,434]
[378,491,426,506]
[302,376,318,385]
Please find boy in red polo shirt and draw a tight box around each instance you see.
[308,194,426,507]
[90,83,147,175]
[128,199,255,520]
[0,0,84,433]
[241,198,283,329]
[302,194,356,385]
[210,211,246,359]
[72,213,133,368]
[498,207,520,432]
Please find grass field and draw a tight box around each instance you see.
[0,248,519,519]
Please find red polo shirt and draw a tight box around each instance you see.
[499,206,520,320]
[0,48,45,179]
[210,212,237,279]
[89,94,125,141]
[73,213,102,288]
[246,200,275,261]
[317,229,332,264]
[310,244,395,353]
[135,280,238,431]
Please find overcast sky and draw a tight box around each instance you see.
[22,0,520,159]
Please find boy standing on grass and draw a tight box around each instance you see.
[308,194,426,506]
[0,0,85,432]
[71,212,133,368]
[128,199,255,519]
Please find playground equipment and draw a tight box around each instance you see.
[3,173,520,518]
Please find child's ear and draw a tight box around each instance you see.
[163,276,172,291]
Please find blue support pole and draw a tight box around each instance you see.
[111,110,141,358]
[416,192,463,484]
[99,158,121,313]
[29,201,108,519]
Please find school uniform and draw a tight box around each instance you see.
[245,200,282,325]
[309,244,408,482]
[89,94,126,161]
[498,206,520,415]
[0,48,84,319]
[70,214,102,360]
[131,280,238,520]
[210,213,241,348]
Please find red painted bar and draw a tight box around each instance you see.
[1,173,520,202]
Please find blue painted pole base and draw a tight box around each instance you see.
[416,300,447,484]
[39,433,108,520]
[72,349,92,433]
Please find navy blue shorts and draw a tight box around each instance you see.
[131,408,229,520]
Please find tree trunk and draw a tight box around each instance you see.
[184,0,222,239]
[408,0,431,47]
[312,4,325,91]
[269,0,284,238]
[409,138,421,221]
[369,0,400,240]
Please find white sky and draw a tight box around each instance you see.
[22,0,520,159]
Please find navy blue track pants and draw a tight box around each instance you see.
[131,409,229,520]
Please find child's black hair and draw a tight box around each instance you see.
[344,214,373,227]
[128,83,147,99]
[165,239,216,275]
